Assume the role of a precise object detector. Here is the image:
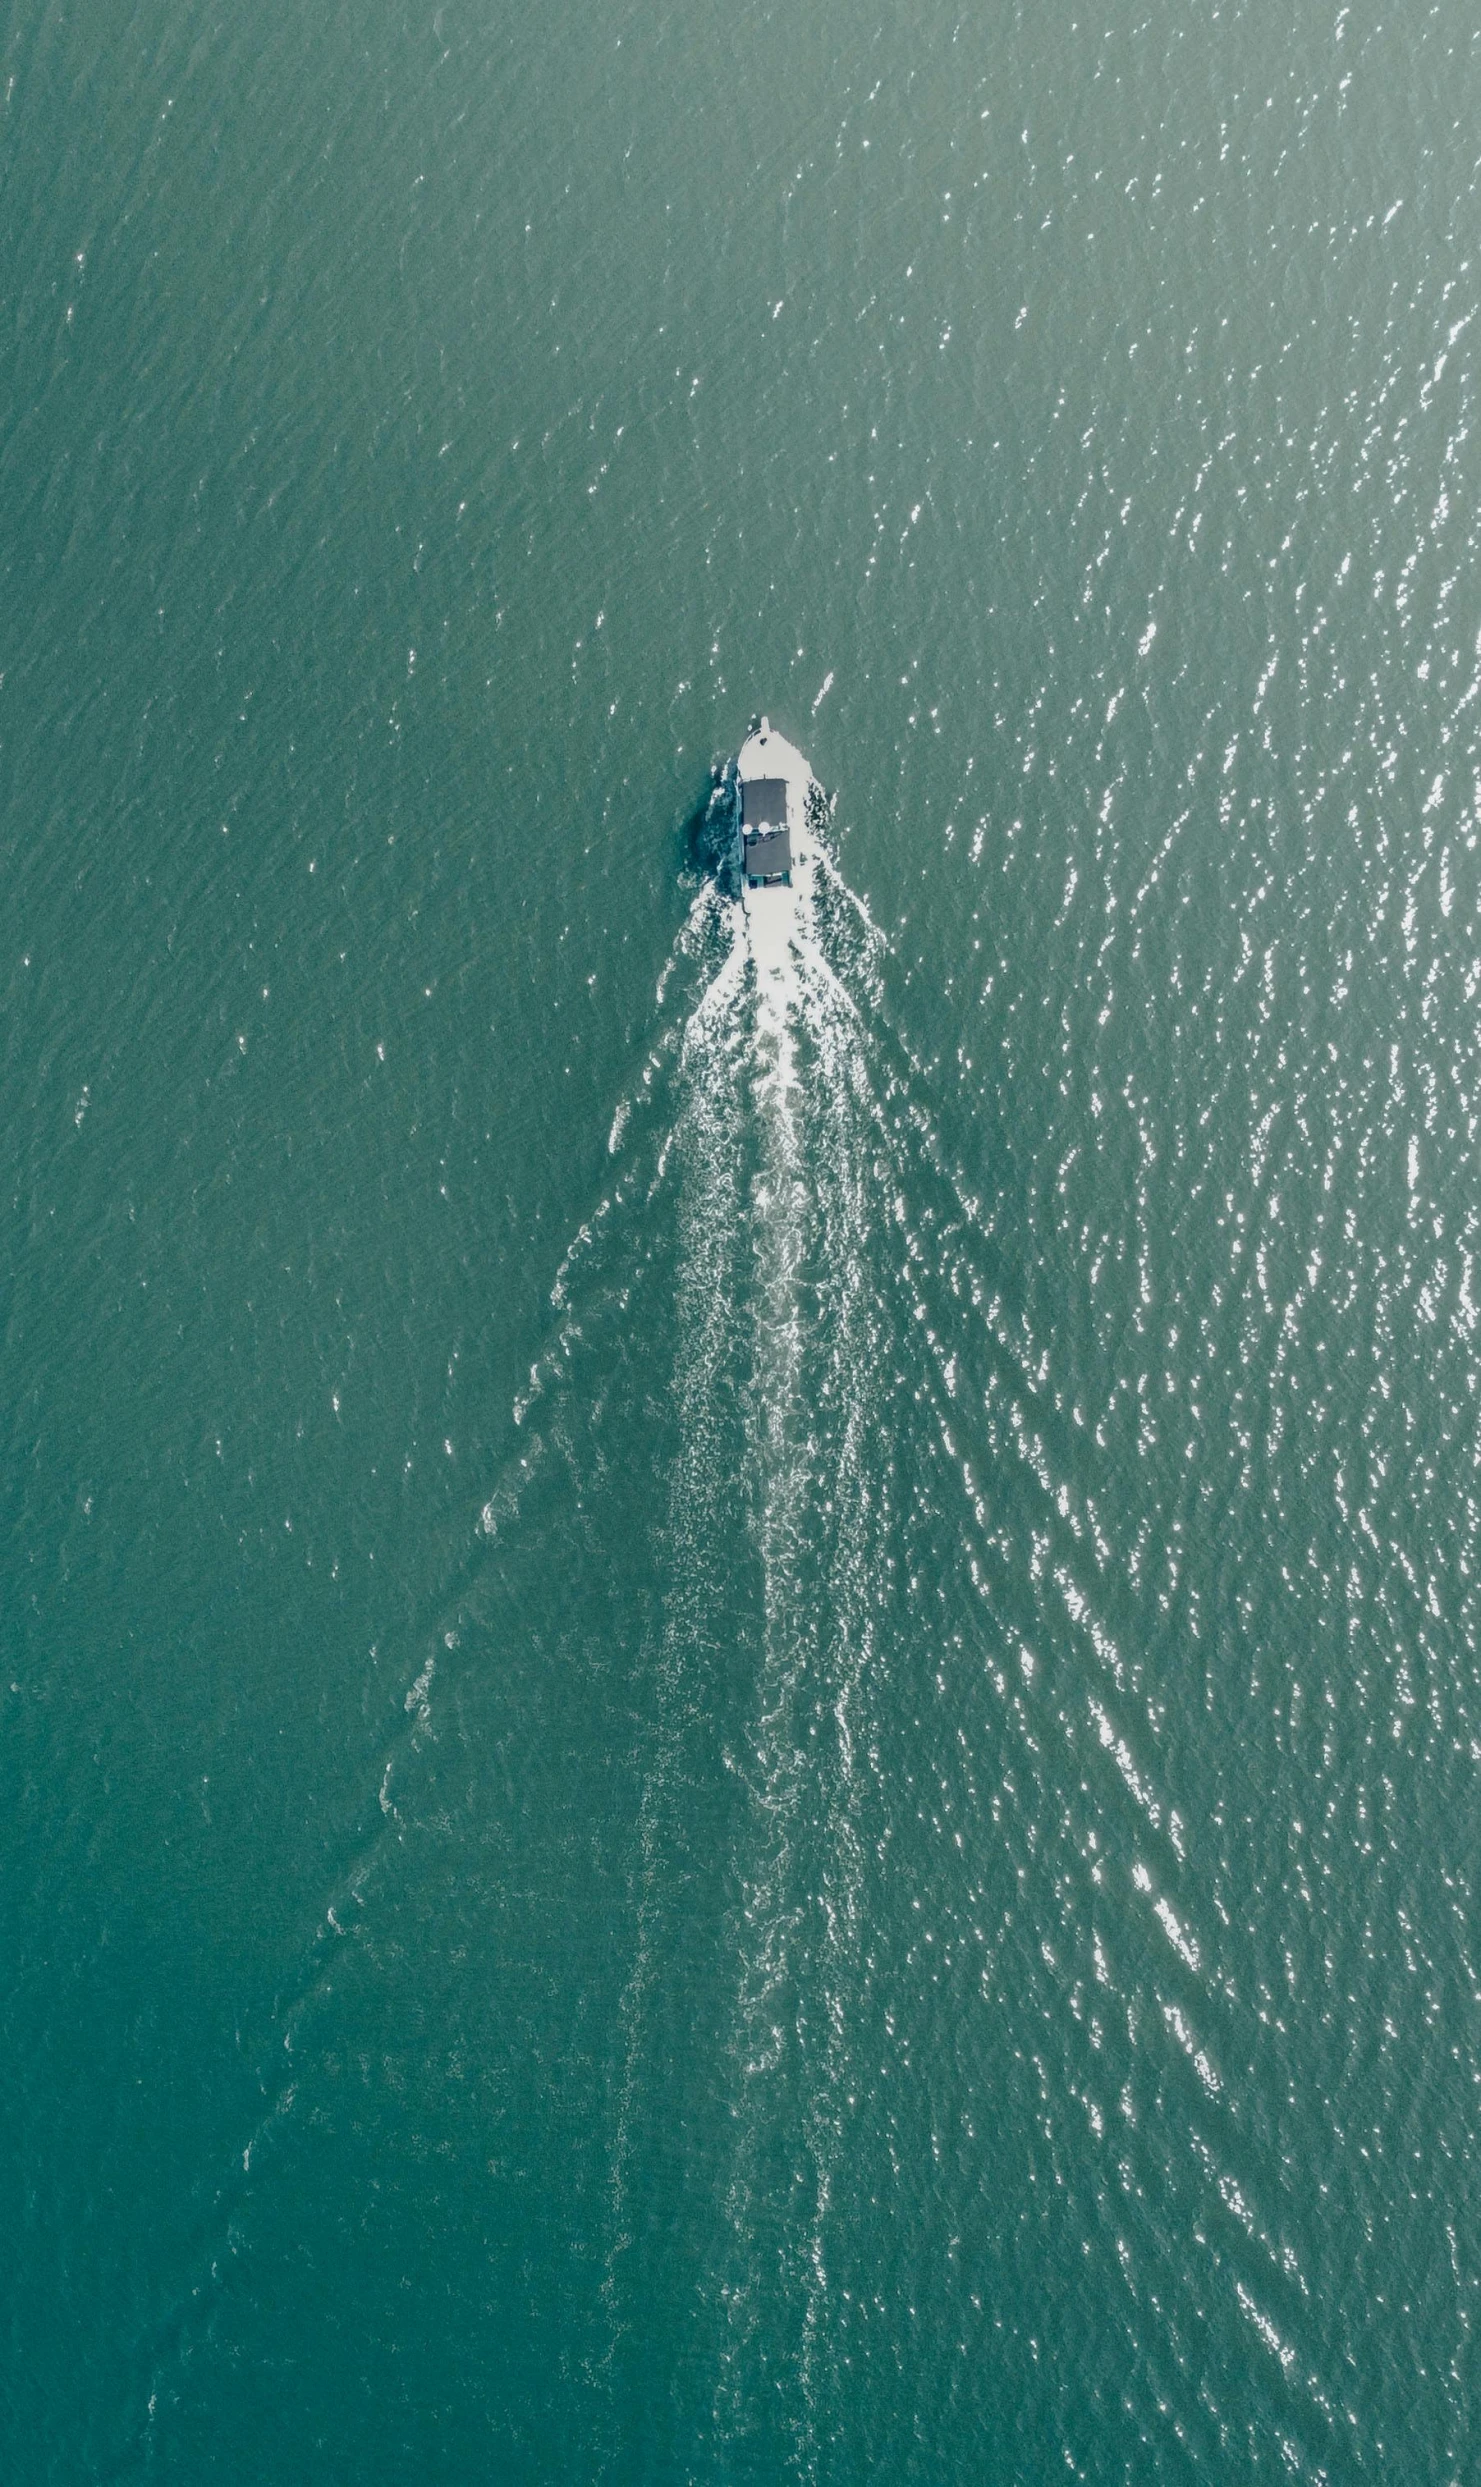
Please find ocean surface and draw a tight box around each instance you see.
[4,2,1479,2478]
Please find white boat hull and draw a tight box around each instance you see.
[734,717,817,1005]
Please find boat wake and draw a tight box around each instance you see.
[129,761,1339,2484]
[589,818,1337,2475]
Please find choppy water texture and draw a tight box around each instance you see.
[4,1,1481,2478]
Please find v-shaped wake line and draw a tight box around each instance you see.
[134,766,1295,2471]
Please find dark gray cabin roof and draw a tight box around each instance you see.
[743,826,792,878]
[742,778,789,829]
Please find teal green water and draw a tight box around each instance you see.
[4,1,1480,2477]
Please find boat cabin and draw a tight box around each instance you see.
[741,778,792,885]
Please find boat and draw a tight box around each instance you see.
[734,716,817,991]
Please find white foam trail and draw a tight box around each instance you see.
[698,834,895,2472]
[710,953,816,2465]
